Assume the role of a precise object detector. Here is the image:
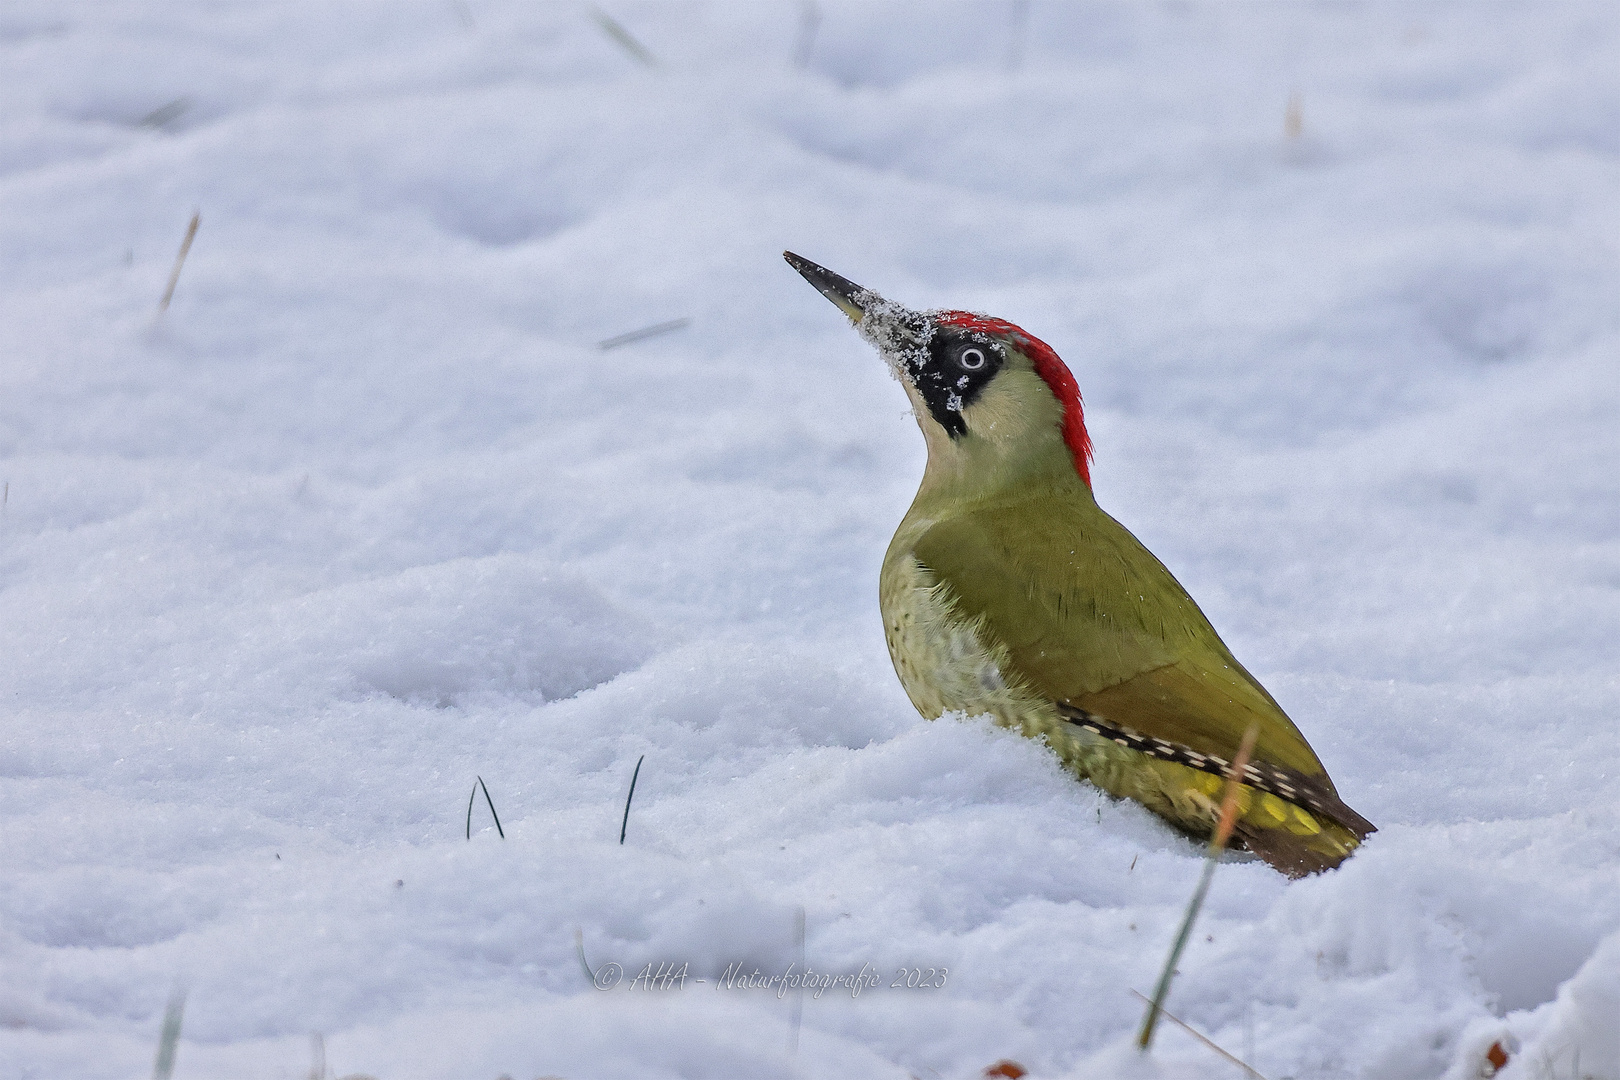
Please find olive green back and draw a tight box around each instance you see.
[908,492,1332,783]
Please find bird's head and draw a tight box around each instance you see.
[785,252,1093,496]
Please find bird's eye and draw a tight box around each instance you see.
[957,347,987,370]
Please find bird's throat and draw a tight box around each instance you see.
[905,369,1092,507]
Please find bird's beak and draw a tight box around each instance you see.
[783,251,872,324]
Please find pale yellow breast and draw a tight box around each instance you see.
[879,552,1059,732]
[878,547,1158,807]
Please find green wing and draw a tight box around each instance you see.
[911,494,1334,785]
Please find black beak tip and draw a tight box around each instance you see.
[782,251,869,321]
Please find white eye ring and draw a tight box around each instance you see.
[958,347,986,370]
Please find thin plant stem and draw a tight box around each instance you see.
[308,1032,326,1080]
[574,927,596,984]
[590,5,656,67]
[1138,722,1260,1049]
[157,212,200,314]
[598,318,689,350]
[478,776,504,838]
[789,906,806,1056]
[1128,990,1269,1079]
[793,1,820,69]
[139,97,190,129]
[466,776,504,839]
[1006,0,1029,71]
[151,986,186,1080]
[619,755,644,844]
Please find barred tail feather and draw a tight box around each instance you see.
[1057,704,1375,877]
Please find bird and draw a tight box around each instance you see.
[784,251,1374,877]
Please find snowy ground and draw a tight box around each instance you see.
[1,3,1617,1078]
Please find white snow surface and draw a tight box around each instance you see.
[1,3,1617,1078]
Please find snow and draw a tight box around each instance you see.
[1,2,1616,1077]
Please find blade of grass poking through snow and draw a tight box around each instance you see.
[1137,722,1260,1051]
[478,775,504,838]
[1006,0,1030,71]
[1128,990,1269,1079]
[157,212,200,315]
[789,905,806,1056]
[793,1,820,69]
[574,928,596,985]
[619,754,644,844]
[139,96,190,129]
[151,986,186,1080]
[598,317,690,350]
[308,1032,326,1080]
[466,776,504,839]
[589,5,656,67]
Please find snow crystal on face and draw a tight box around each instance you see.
[936,309,1094,485]
[853,290,935,389]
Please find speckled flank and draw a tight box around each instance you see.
[880,553,1156,793]
[880,553,1054,727]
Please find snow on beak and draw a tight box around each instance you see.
[783,250,930,378]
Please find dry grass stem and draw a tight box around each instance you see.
[1285,91,1304,139]
[157,212,200,314]
[1006,0,1030,71]
[139,97,190,129]
[619,754,645,844]
[794,1,820,69]
[574,927,596,984]
[480,776,504,838]
[598,317,690,350]
[151,986,186,1080]
[789,906,806,1055]
[1129,989,1269,1079]
[590,5,656,67]
[1137,722,1260,1049]
[465,775,505,839]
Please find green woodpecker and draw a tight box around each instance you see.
[785,252,1373,877]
